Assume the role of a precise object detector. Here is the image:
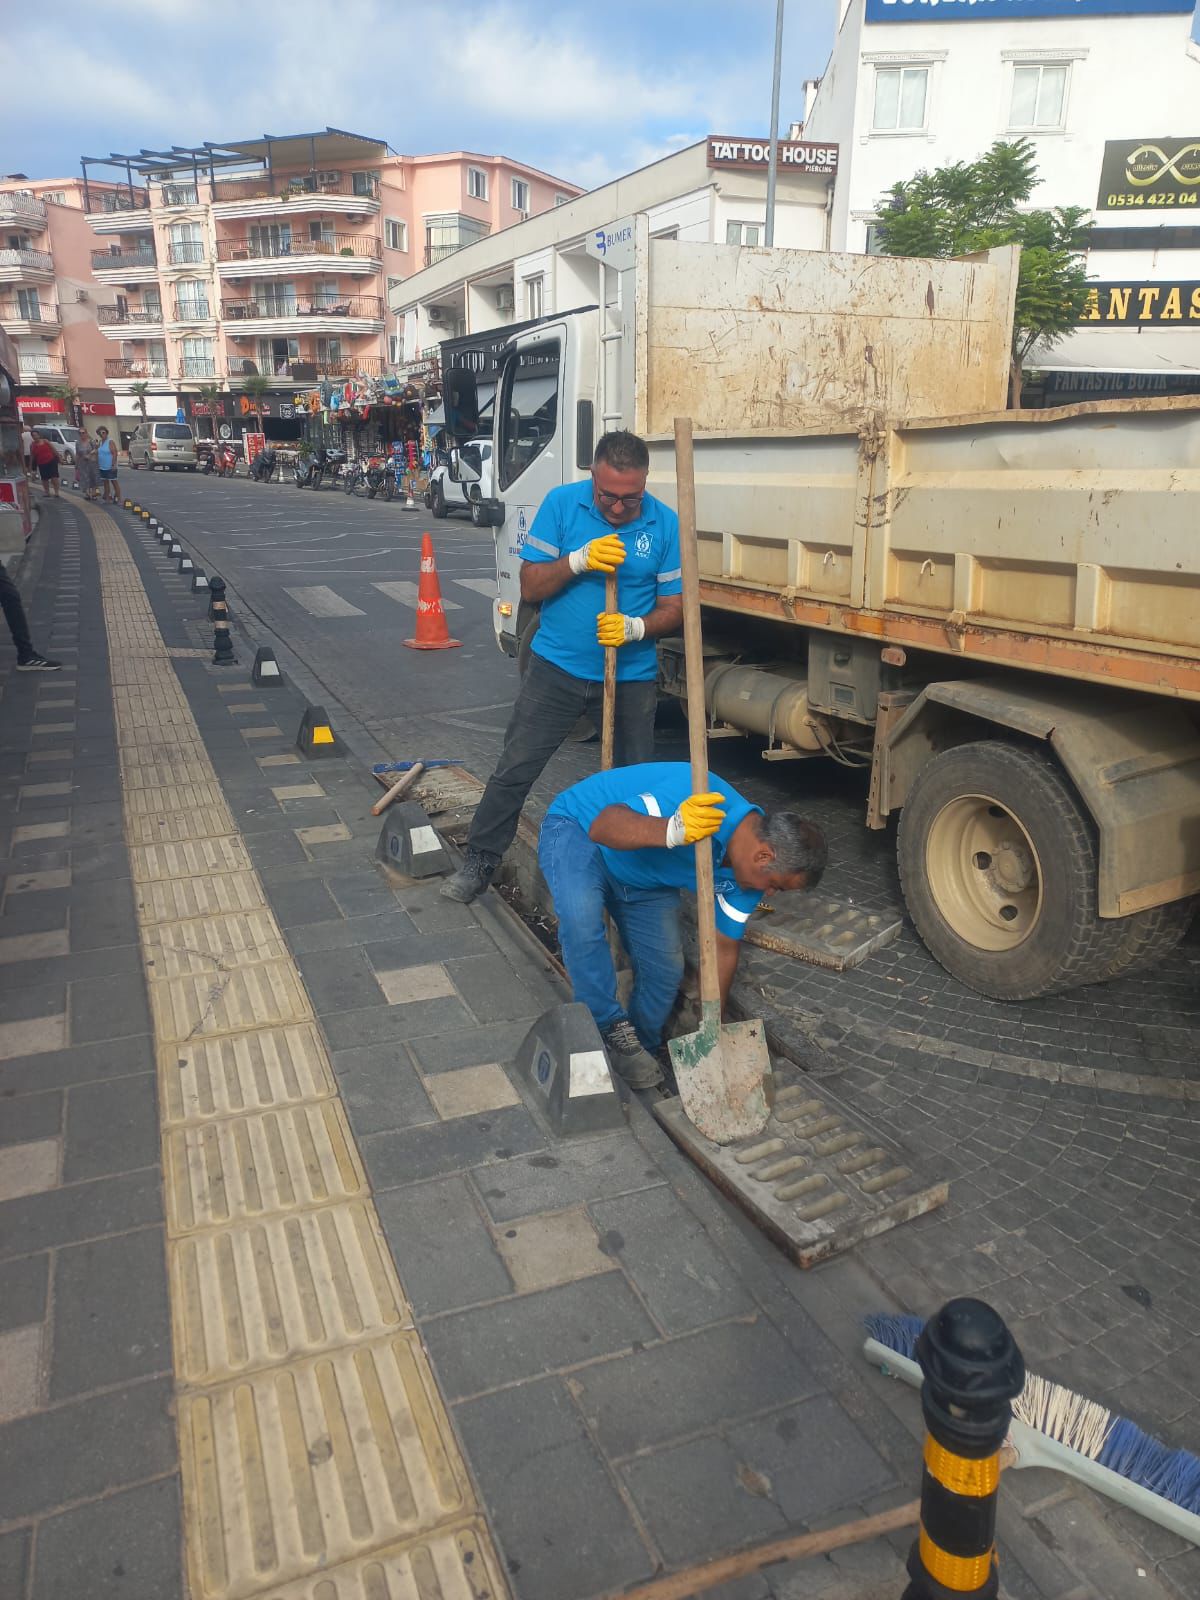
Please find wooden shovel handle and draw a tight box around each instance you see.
[674,417,719,1010]
[370,762,425,816]
[601,569,618,771]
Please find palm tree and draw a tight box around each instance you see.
[242,373,272,438]
[196,382,224,442]
[131,381,150,423]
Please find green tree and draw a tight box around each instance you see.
[242,373,272,438]
[130,381,150,422]
[873,138,1091,406]
[196,382,225,442]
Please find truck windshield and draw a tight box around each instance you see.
[497,340,560,491]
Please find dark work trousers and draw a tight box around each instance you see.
[468,652,658,866]
[0,559,33,661]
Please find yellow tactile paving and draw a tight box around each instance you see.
[179,1337,472,1600]
[171,1203,410,1384]
[160,1026,336,1125]
[85,505,508,1600]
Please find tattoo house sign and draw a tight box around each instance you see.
[707,137,839,176]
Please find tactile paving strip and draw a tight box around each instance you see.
[655,1079,947,1268]
[745,895,902,972]
[88,507,509,1600]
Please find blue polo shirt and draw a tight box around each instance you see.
[521,481,681,683]
[545,762,763,940]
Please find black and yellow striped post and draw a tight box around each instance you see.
[903,1299,1024,1600]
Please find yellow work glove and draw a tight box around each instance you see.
[596,612,646,647]
[665,792,726,850]
[568,533,626,575]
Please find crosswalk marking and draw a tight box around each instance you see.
[283,586,365,618]
[372,581,462,611]
[453,578,497,599]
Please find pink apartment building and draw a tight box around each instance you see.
[79,128,579,438]
[0,176,122,425]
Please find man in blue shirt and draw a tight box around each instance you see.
[442,430,683,903]
[540,762,827,1087]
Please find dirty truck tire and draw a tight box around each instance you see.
[1093,895,1197,983]
[897,740,1126,1000]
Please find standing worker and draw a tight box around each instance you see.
[539,761,826,1086]
[0,560,60,672]
[29,431,60,499]
[442,430,684,903]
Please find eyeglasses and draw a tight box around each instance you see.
[595,489,644,510]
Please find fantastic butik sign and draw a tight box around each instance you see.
[707,138,839,176]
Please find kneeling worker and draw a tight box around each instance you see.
[540,762,826,1088]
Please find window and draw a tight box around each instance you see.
[181,336,215,377]
[498,339,560,490]
[262,281,298,316]
[511,178,530,214]
[872,65,929,132]
[388,334,401,364]
[315,337,342,364]
[524,275,544,320]
[468,167,488,201]
[651,226,679,241]
[168,222,205,264]
[864,222,885,256]
[554,193,571,207]
[42,191,66,206]
[384,217,408,251]
[1009,62,1068,130]
[725,221,761,246]
[249,222,290,257]
[352,170,379,198]
[175,279,210,319]
[308,219,335,246]
[16,287,42,319]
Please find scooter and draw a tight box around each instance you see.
[365,455,393,500]
[249,446,277,483]
[293,448,323,488]
[311,446,347,490]
[216,442,238,478]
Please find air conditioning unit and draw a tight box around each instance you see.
[76,289,89,301]
[495,286,514,311]
[426,307,444,324]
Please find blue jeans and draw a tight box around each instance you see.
[539,815,685,1049]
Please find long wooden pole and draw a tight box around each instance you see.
[601,570,618,771]
[674,417,718,1011]
[608,1499,919,1600]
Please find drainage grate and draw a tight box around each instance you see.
[745,896,902,972]
[655,1080,947,1268]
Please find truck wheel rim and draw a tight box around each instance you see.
[926,793,1042,951]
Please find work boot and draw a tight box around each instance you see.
[601,1018,663,1090]
[440,847,496,903]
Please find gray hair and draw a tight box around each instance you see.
[593,430,649,472]
[759,812,827,885]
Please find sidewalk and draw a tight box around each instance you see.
[0,497,1190,1600]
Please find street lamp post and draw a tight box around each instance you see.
[764,0,786,246]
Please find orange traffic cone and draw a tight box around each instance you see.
[403,533,462,651]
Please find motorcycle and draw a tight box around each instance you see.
[293,450,320,488]
[202,441,238,477]
[366,454,393,500]
[249,446,277,483]
[311,446,347,490]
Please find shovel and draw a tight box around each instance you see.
[667,417,771,1145]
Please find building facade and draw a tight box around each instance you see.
[79,129,579,438]
[0,176,122,424]
[802,0,1200,398]
[389,137,840,366]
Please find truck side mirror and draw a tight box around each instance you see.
[443,367,480,439]
[453,446,481,484]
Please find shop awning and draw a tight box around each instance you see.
[1033,327,1200,375]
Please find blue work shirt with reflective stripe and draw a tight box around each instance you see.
[521,480,681,682]
[545,762,763,939]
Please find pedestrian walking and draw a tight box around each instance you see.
[75,429,99,500]
[441,430,684,904]
[21,422,33,474]
[538,762,825,1085]
[96,427,120,503]
[29,431,60,498]
[0,558,60,672]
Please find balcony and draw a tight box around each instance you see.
[0,300,60,336]
[0,247,55,284]
[85,189,153,234]
[181,356,217,379]
[221,294,385,335]
[105,357,170,383]
[18,355,67,381]
[172,298,214,324]
[159,183,199,208]
[216,232,381,278]
[97,304,164,339]
[211,173,381,221]
[424,233,489,269]
[91,247,158,283]
[0,191,47,229]
[166,240,207,266]
[227,354,384,381]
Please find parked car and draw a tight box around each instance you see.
[33,424,83,465]
[128,421,198,471]
[427,441,494,525]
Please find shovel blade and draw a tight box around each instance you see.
[668,1010,771,1145]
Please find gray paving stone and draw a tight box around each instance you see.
[68,970,151,1044]
[622,1432,788,1567]
[63,1073,160,1183]
[0,1170,161,1260]
[0,901,68,937]
[0,979,65,1027]
[726,1395,896,1525]
[50,1227,172,1399]
[0,1033,154,1095]
[325,872,400,919]
[0,1375,176,1523]
[361,1103,546,1190]
[0,1090,62,1148]
[296,946,386,1014]
[244,829,310,869]
[265,876,340,928]
[476,1134,666,1224]
[573,1319,822,1459]
[444,951,543,1023]
[0,1525,30,1600]
[589,1186,756,1335]
[331,1041,437,1137]
[376,1175,512,1315]
[0,1254,49,1333]
[454,1377,653,1600]
[320,995,473,1052]
[362,926,495,973]
[425,1271,658,1401]
[407,1021,533,1076]
[0,942,141,995]
[30,1472,183,1600]
[396,888,480,933]
[285,911,413,955]
[68,880,139,951]
[68,843,131,886]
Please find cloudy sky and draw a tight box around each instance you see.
[5,0,836,190]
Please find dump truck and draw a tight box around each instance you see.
[445,225,1200,1000]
